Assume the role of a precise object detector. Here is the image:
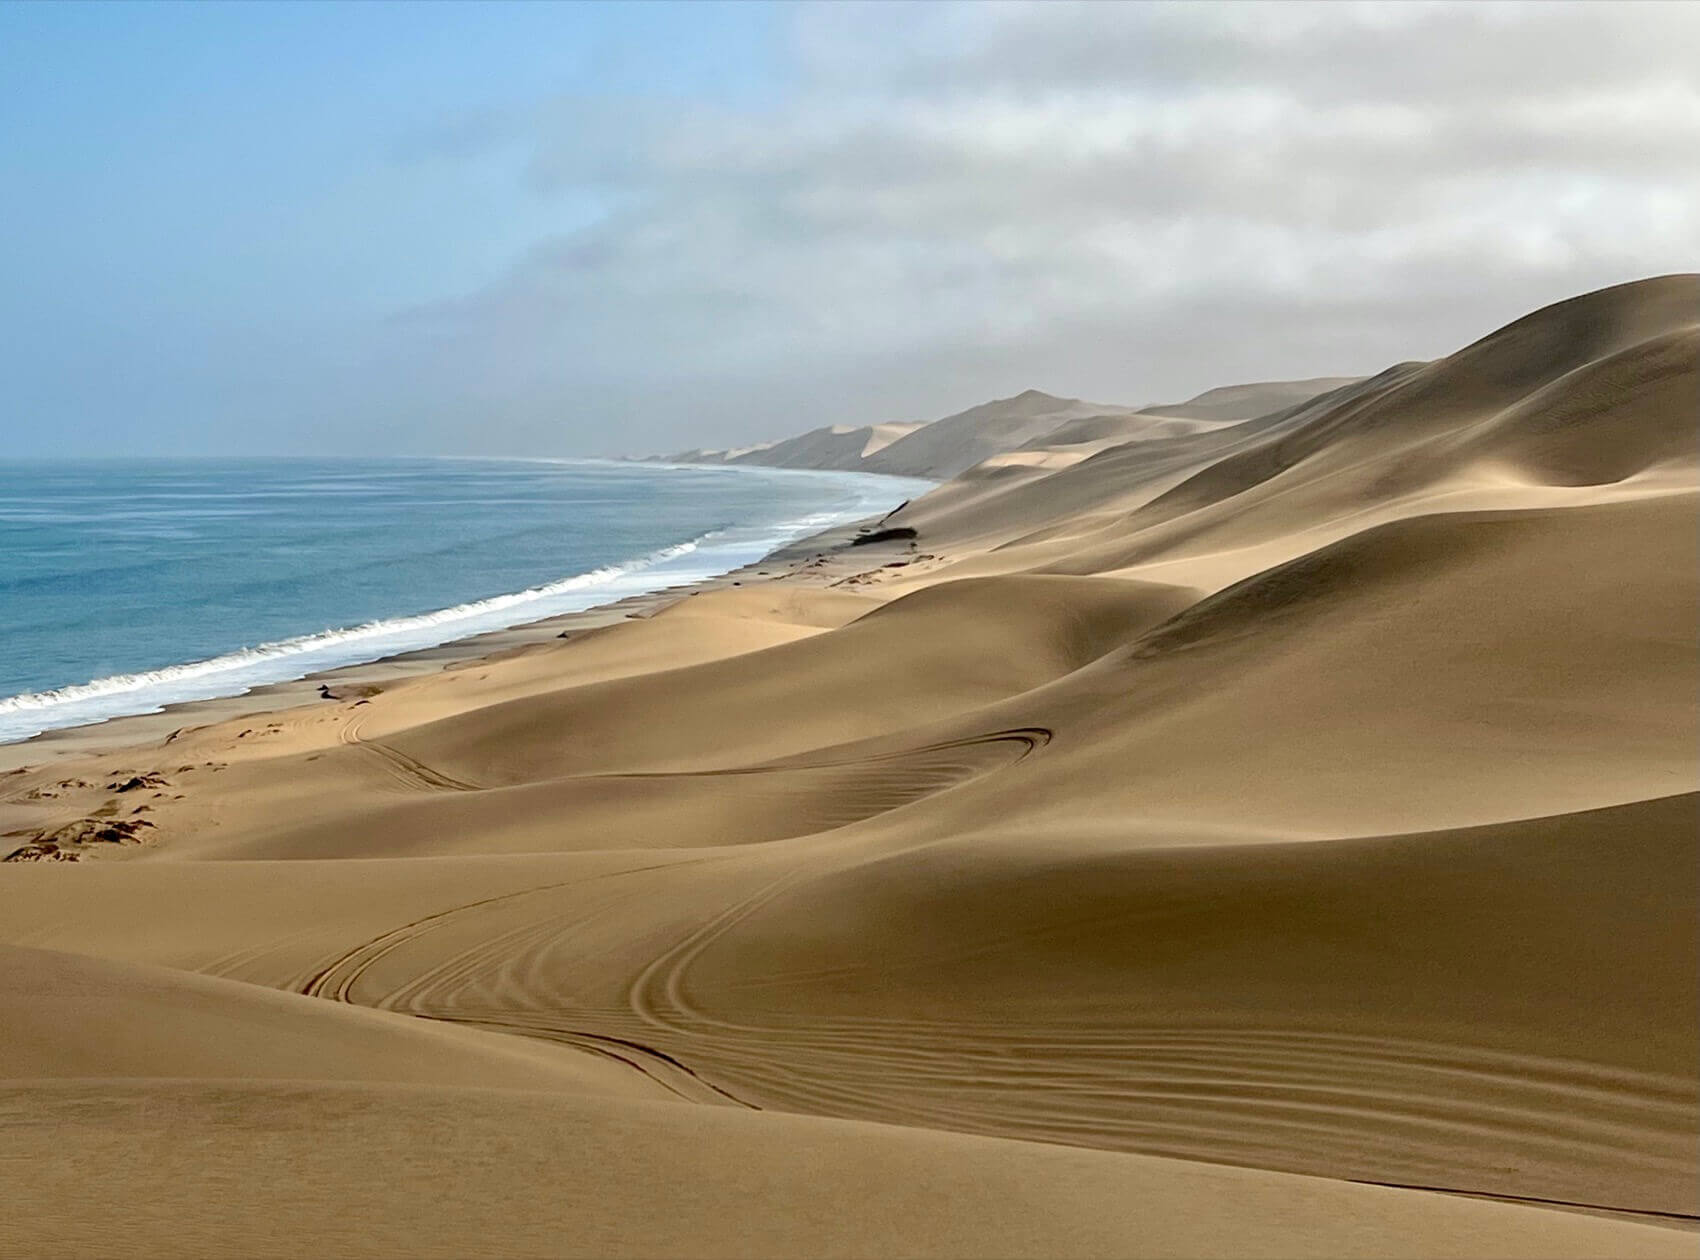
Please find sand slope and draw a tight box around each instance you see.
[10,1081,1692,1260]
[1140,376,1365,422]
[0,943,666,1097]
[1,276,1695,1256]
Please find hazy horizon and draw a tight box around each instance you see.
[3,0,1695,459]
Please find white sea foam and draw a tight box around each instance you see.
[0,538,705,722]
[0,467,929,743]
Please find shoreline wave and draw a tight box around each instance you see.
[0,467,926,743]
[0,536,711,719]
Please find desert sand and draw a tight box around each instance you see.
[2,276,1696,1258]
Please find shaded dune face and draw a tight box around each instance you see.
[275,797,1698,1214]
[899,276,1699,576]
[1,276,1697,1255]
[666,796,1700,1212]
[198,727,1052,859]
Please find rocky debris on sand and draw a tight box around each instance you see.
[3,816,157,862]
[108,773,168,793]
[850,526,918,546]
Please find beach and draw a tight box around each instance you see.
[0,514,896,775]
[1,276,1696,1257]
[0,458,930,747]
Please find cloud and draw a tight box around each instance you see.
[375,0,1700,453]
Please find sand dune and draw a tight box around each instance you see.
[655,379,1358,480]
[861,389,1141,478]
[1,276,1695,1256]
[1139,376,1365,423]
[375,573,1194,785]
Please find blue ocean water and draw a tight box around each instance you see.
[0,458,929,742]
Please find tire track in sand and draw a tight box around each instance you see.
[340,712,483,793]
[297,854,742,1104]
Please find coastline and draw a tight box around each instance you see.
[0,502,920,775]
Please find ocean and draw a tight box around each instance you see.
[0,457,930,743]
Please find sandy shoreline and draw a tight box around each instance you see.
[2,278,1695,1258]
[0,513,900,775]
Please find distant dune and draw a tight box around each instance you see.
[650,378,1363,480]
[3,276,1696,1258]
[1138,375,1364,423]
[860,389,1140,478]
[660,421,924,469]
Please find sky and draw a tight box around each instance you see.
[2,1,1696,458]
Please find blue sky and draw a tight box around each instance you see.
[2,1,785,454]
[3,2,1696,457]
[7,3,776,311]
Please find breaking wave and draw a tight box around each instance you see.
[0,463,929,743]
[0,536,727,745]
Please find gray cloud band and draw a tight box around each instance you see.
[373,1,1700,454]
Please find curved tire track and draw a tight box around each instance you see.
[340,713,483,793]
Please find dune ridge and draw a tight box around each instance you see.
[653,378,1363,479]
[1,275,1696,1257]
